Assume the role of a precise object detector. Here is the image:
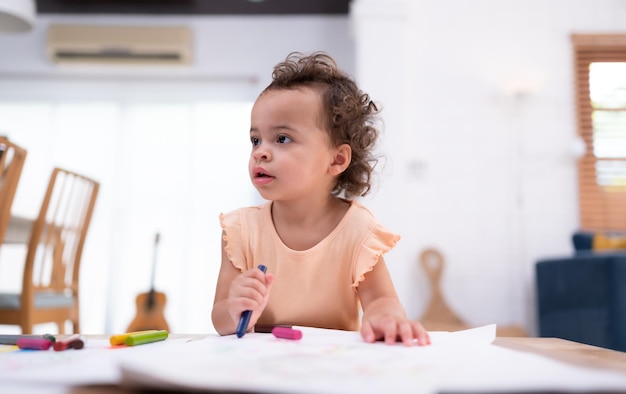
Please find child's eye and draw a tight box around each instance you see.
[251,136,260,146]
[277,135,292,144]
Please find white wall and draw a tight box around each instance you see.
[352,0,626,335]
[1,1,624,335]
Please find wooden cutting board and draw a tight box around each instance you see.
[419,248,469,332]
[418,248,528,337]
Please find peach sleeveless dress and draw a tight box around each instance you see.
[220,200,399,331]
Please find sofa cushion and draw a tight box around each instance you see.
[572,231,594,251]
[593,233,626,251]
[573,231,626,252]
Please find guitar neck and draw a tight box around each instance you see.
[150,232,160,291]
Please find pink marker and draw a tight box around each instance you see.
[272,326,303,340]
[16,337,52,350]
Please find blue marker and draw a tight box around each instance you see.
[236,264,267,338]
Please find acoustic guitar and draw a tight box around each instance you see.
[127,233,170,332]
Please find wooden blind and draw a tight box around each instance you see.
[572,34,626,231]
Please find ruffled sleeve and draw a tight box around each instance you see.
[219,209,247,272]
[352,220,400,288]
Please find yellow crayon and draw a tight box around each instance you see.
[110,330,157,346]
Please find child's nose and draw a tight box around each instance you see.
[253,144,271,161]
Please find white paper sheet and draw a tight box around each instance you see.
[2,325,626,394]
[119,325,455,394]
[118,325,626,394]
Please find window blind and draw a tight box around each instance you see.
[572,34,626,231]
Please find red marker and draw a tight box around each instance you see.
[16,337,52,350]
[53,334,84,351]
[272,326,303,340]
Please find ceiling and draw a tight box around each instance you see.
[35,0,352,16]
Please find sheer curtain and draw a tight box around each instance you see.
[0,77,258,334]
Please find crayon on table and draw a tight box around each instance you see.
[53,334,84,351]
[236,264,267,338]
[16,337,52,350]
[125,330,168,346]
[272,326,303,340]
[42,333,56,343]
[0,334,55,345]
[110,330,158,346]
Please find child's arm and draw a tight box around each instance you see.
[358,257,431,346]
[211,232,274,335]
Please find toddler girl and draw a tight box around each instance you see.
[211,52,431,346]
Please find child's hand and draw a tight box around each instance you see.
[227,267,274,329]
[361,314,431,346]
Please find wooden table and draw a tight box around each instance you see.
[494,336,626,375]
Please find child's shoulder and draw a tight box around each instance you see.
[347,199,377,220]
[346,200,397,233]
[220,203,271,232]
[221,202,271,219]
[343,199,400,255]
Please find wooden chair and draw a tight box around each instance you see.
[0,137,27,245]
[0,167,99,334]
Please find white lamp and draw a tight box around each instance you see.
[0,0,36,32]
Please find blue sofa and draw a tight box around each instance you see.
[535,232,626,352]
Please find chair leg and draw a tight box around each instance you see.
[21,322,33,335]
[73,319,80,334]
[57,320,66,334]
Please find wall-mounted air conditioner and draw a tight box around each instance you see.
[46,24,193,65]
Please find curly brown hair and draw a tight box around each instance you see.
[263,52,380,199]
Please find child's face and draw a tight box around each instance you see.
[249,87,339,202]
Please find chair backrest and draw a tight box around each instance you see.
[22,167,99,309]
[0,137,27,245]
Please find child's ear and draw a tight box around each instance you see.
[330,144,351,175]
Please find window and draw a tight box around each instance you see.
[0,78,258,334]
[573,35,626,231]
